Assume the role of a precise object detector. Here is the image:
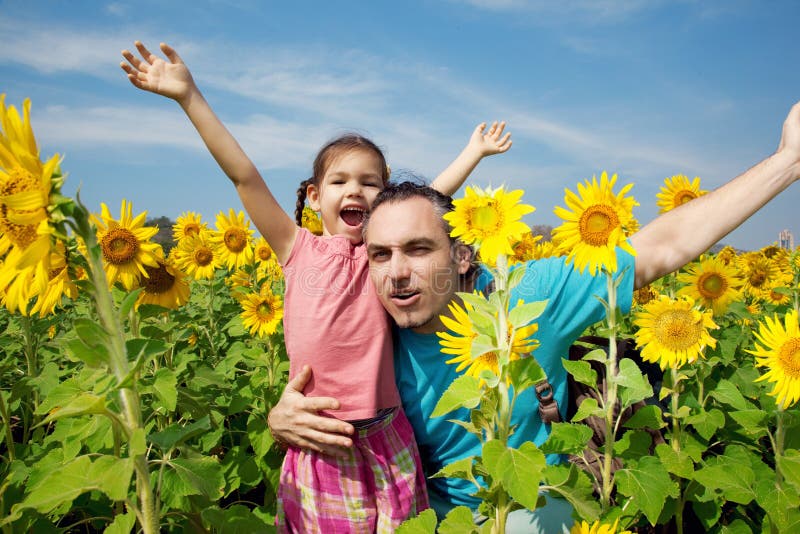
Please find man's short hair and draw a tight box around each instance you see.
[365,180,479,282]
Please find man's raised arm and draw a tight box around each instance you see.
[631,101,800,289]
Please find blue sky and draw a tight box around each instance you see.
[2,0,799,250]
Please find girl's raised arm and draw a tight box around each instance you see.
[121,41,298,262]
[430,121,512,196]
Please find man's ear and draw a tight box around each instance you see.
[307,183,321,212]
[454,243,474,275]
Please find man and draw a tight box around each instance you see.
[268,102,800,531]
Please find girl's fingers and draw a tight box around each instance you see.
[134,41,156,66]
[493,121,506,139]
[121,50,146,72]
[160,42,184,65]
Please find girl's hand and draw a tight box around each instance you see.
[121,41,195,103]
[468,120,512,158]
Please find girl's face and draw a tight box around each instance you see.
[307,148,385,244]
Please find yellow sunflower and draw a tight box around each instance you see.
[30,241,78,316]
[257,255,284,283]
[633,284,660,307]
[444,185,534,264]
[740,252,781,300]
[438,298,540,382]
[254,236,275,263]
[301,206,323,236]
[135,257,190,310]
[532,240,560,260]
[239,289,284,338]
[172,211,207,242]
[748,309,800,409]
[715,245,740,267]
[677,256,743,316]
[656,174,707,213]
[174,231,220,280]
[0,96,65,275]
[552,171,638,275]
[634,295,718,369]
[508,231,543,265]
[571,518,631,534]
[211,209,254,270]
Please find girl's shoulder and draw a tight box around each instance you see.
[284,228,367,267]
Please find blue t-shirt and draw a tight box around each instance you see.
[394,249,635,509]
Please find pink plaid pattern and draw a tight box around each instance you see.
[276,408,429,533]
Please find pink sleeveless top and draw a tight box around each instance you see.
[281,228,400,420]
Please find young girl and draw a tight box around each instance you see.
[121,41,511,532]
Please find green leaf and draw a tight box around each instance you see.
[693,453,756,505]
[65,338,109,368]
[152,368,178,411]
[571,397,601,422]
[508,356,546,394]
[615,456,679,525]
[478,369,500,389]
[719,519,755,534]
[540,422,593,455]
[38,393,106,426]
[149,415,212,451]
[119,288,143,317]
[542,464,601,521]
[126,337,169,367]
[490,442,547,510]
[623,404,666,430]
[778,450,800,493]
[438,505,478,534]
[161,456,225,502]
[508,300,548,329]
[9,455,133,520]
[729,409,769,436]
[685,408,725,441]
[457,291,493,313]
[616,358,653,407]
[104,511,136,534]
[614,429,654,458]
[481,439,506,481]
[562,358,597,389]
[431,375,483,418]
[396,508,437,533]
[709,378,748,410]
[248,414,275,460]
[655,443,694,479]
[201,505,276,533]
[431,456,476,482]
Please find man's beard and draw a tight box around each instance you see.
[394,309,437,331]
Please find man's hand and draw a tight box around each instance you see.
[467,121,512,158]
[267,365,355,457]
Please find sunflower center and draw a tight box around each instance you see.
[183,223,201,238]
[0,167,43,249]
[698,273,727,299]
[578,205,619,246]
[749,268,767,288]
[470,203,503,235]
[674,190,697,206]
[142,263,175,294]
[653,310,702,351]
[194,247,214,266]
[778,338,800,379]
[476,351,499,368]
[100,228,140,264]
[257,299,274,319]
[224,228,248,252]
[256,246,272,261]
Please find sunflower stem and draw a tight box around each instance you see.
[775,405,785,489]
[0,389,15,462]
[670,365,684,534]
[600,270,619,511]
[76,208,159,534]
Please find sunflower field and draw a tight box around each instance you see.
[1,96,799,533]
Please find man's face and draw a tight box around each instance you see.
[366,196,468,333]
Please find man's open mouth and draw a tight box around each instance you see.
[340,207,366,227]
[391,289,419,301]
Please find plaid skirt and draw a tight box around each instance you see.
[276,407,429,533]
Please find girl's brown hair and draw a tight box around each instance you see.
[294,134,390,226]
